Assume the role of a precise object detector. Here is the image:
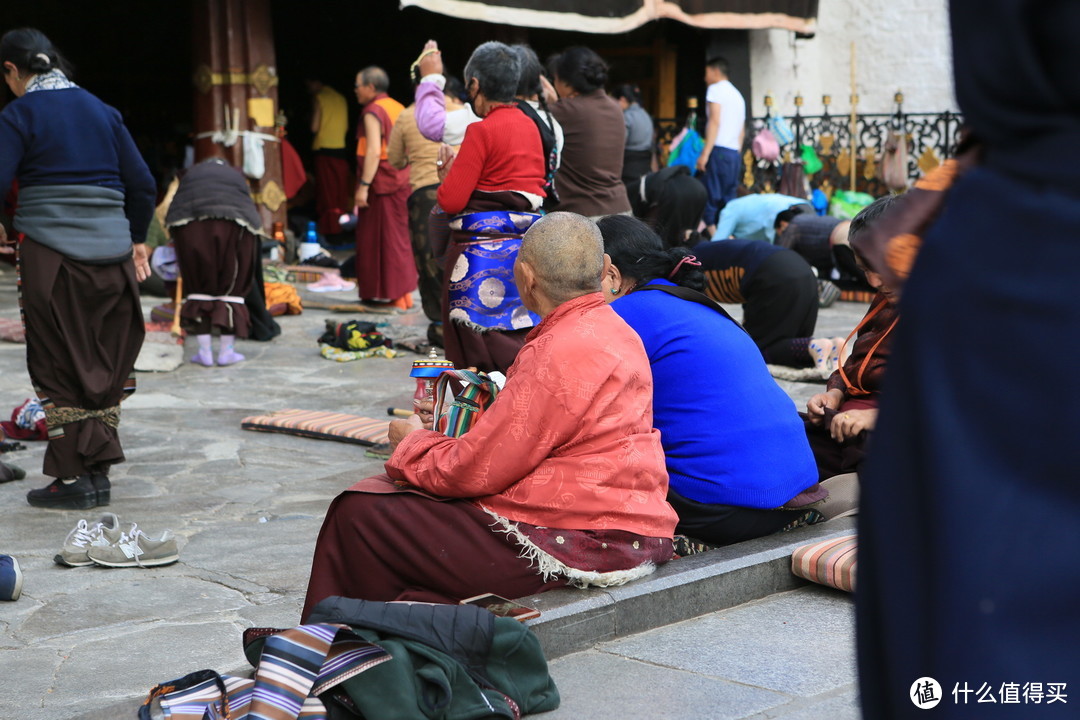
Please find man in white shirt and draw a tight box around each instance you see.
[696,57,746,237]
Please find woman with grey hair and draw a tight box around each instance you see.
[429,41,549,373]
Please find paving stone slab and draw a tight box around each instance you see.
[539,651,789,720]
[41,621,246,720]
[0,646,66,717]
[601,586,856,697]
[753,687,861,720]
[13,576,249,642]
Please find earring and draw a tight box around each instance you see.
[610,287,619,295]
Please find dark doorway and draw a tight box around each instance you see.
[1,1,194,191]
[3,1,709,192]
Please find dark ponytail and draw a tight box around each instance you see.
[550,46,608,95]
[0,28,72,78]
[596,215,705,292]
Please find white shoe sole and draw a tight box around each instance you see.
[53,554,97,568]
[88,554,179,568]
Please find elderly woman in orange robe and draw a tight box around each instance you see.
[302,212,677,620]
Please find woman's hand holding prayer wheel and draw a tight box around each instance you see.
[388,414,424,451]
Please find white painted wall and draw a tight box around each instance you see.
[748,0,956,118]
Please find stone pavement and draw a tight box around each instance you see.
[0,262,868,720]
[542,586,858,720]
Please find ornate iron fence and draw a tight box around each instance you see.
[657,95,964,199]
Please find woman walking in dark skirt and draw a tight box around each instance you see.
[0,28,155,509]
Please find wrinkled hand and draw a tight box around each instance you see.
[807,389,843,427]
[436,144,456,182]
[388,414,424,450]
[132,243,151,283]
[419,40,443,77]
[355,184,370,209]
[829,408,878,443]
[412,398,435,430]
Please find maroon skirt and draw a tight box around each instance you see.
[18,238,144,478]
[302,485,566,621]
[173,219,257,337]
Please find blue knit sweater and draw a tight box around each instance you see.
[612,280,817,508]
[0,87,155,243]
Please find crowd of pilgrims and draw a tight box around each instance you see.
[1,29,887,603]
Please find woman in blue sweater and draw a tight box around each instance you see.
[596,215,824,546]
[0,29,155,509]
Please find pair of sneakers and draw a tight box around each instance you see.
[54,513,179,568]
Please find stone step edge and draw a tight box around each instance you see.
[519,517,857,659]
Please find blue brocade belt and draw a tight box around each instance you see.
[447,210,543,332]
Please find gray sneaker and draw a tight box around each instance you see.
[54,513,127,567]
[86,525,179,568]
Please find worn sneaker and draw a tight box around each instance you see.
[54,513,127,567]
[27,475,97,510]
[0,555,23,601]
[86,526,179,568]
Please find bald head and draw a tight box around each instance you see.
[519,212,604,306]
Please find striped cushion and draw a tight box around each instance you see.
[0,317,25,343]
[241,409,389,446]
[285,265,334,284]
[791,534,857,593]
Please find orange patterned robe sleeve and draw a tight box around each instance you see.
[386,292,678,539]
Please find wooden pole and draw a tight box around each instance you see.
[170,276,184,338]
[849,42,857,192]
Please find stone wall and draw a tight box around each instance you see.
[747,0,956,118]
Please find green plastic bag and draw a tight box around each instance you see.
[828,190,876,220]
[800,144,823,174]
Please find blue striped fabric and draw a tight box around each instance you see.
[155,624,389,720]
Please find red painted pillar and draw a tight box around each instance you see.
[191,0,285,230]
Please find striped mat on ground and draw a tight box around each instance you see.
[791,533,857,592]
[240,409,389,446]
[0,317,25,343]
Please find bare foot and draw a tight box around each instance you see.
[808,338,836,378]
[833,337,849,367]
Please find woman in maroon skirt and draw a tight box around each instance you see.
[165,158,260,367]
